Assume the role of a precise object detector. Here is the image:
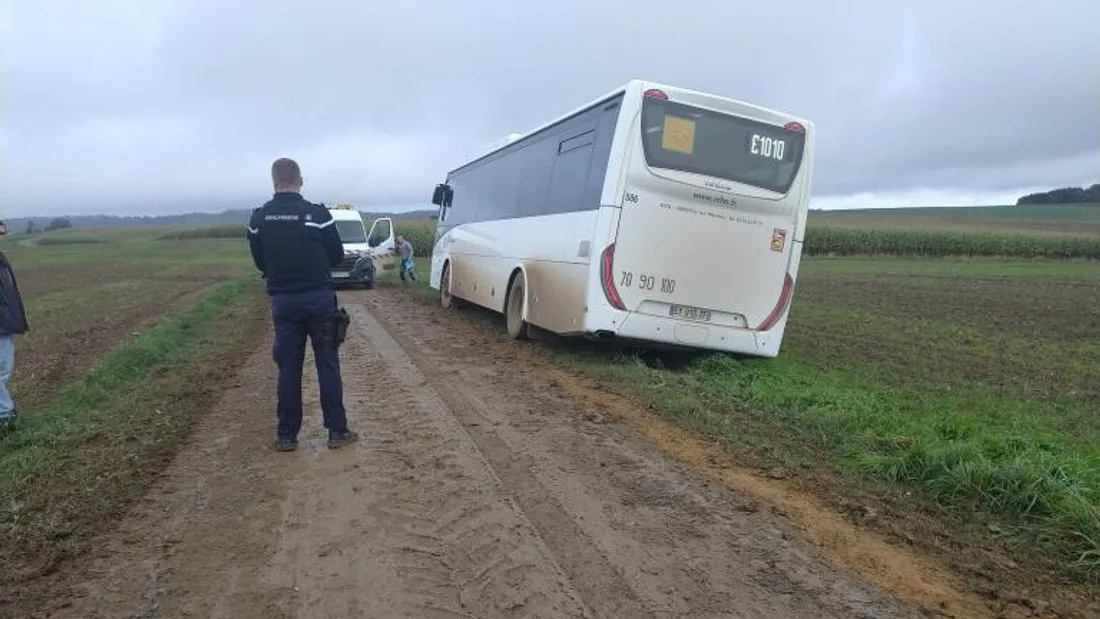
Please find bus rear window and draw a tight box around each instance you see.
[639,98,806,194]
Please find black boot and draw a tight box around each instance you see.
[327,428,359,449]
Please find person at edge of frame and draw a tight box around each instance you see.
[0,220,29,431]
[246,158,359,452]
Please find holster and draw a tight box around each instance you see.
[329,307,351,346]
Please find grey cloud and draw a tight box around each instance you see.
[1,0,1097,217]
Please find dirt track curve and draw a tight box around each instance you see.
[44,287,924,619]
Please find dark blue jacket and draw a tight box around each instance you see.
[247,192,344,295]
[0,253,28,335]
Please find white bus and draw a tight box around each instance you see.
[428,79,815,357]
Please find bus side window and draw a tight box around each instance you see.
[546,128,595,216]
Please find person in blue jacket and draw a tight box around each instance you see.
[246,159,358,452]
[0,221,29,430]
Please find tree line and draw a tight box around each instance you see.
[23,217,73,235]
[1017,183,1100,206]
[23,217,73,234]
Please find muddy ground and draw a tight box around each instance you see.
[12,275,221,413]
[27,287,1007,619]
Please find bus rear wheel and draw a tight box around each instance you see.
[505,272,530,340]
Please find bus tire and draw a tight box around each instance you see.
[505,271,530,340]
[440,261,465,309]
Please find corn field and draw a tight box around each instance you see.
[804,227,1100,259]
[400,222,1100,260]
[157,220,1100,260]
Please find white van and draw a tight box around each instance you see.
[327,204,396,289]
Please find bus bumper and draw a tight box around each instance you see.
[611,311,781,357]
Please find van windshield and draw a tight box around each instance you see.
[640,97,806,194]
[335,220,367,244]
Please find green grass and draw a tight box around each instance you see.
[155,224,244,240]
[8,212,1097,597]
[401,241,1100,589]
[30,236,107,246]
[0,229,266,586]
[7,228,254,273]
[544,256,1100,584]
[557,343,1100,577]
[0,276,266,582]
[6,229,258,413]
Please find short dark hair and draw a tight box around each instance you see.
[271,158,302,187]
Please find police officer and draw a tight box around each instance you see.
[247,158,359,452]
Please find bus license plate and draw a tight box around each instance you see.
[669,304,712,322]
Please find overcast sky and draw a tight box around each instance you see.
[1,0,1097,218]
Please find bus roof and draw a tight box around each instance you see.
[446,79,811,177]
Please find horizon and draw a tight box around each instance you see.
[9,190,1095,224]
[10,200,1096,227]
[3,176,1096,222]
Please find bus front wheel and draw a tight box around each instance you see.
[441,262,456,309]
[505,272,530,340]
[441,262,468,309]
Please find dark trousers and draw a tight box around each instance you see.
[271,288,347,439]
[399,260,417,283]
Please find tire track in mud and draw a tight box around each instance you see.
[44,306,593,619]
[36,343,292,619]
[358,290,922,619]
[264,307,592,618]
[36,288,925,619]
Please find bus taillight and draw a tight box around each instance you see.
[643,89,668,100]
[783,122,805,133]
[757,273,794,331]
[600,243,626,310]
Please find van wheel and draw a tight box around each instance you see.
[505,272,530,340]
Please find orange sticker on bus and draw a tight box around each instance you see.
[770,228,787,252]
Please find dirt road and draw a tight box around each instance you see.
[44,288,925,619]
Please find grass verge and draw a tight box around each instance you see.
[391,255,1100,612]
[0,277,267,585]
[554,349,1100,580]
[155,225,244,240]
[31,236,107,246]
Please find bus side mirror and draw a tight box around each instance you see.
[431,183,454,207]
